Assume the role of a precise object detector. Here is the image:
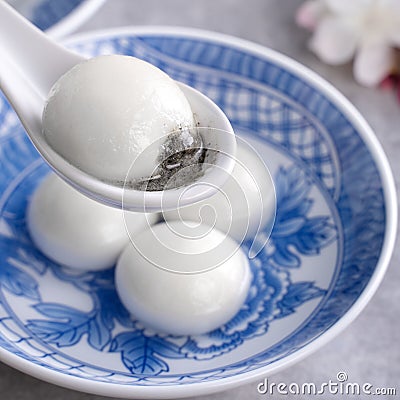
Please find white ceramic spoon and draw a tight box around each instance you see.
[0,1,236,212]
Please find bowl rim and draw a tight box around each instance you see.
[0,26,397,399]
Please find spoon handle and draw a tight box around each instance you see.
[0,1,83,98]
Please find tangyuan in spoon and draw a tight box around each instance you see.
[0,2,236,212]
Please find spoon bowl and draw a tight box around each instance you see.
[0,1,236,211]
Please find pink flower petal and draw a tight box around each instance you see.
[354,43,395,87]
[296,1,325,31]
[380,75,396,90]
[309,16,358,65]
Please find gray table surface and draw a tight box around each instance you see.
[1,1,399,399]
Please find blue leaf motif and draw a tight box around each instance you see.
[33,303,87,323]
[149,336,185,359]
[93,287,134,331]
[27,304,90,347]
[18,247,48,275]
[88,313,111,351]
[87,283,134,350]
[277,282,326,317]
[25,271,134,352]
[27,319,87,347]
[110,332,183,374]
[48,266,133,336]
[0,261,39,300]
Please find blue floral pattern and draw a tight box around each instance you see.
[0,161,334,376]
[0,32,387,389]
[270,166,336,268]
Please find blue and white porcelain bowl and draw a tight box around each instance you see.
[7,0,105,37]
[0,28,396,398]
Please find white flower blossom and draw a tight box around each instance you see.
[296,0,400,86]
